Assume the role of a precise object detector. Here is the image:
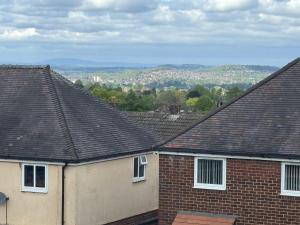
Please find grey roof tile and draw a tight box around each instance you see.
[126,112,204,142]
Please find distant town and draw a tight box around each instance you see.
[57,63,278,91]
[53,63,278,114]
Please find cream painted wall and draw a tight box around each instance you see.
[64,165,76,225]
[0,162,62,225]
[0,152,159,225]
[65,152,159,225]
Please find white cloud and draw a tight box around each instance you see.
[81,0,157,12]
[0,28,38,40]
[259,0,300,17]
[203,0,258,12]
[12,0,82,9]
[151,5,175,23]
[40,29,120,43]
[180,9,204,23]
[0,0,299,49]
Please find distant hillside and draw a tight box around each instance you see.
[42,58,155,68]
[208,65,278,73]
[158,64,211,71]
[56,63,279,90]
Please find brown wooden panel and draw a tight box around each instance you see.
[172,213,236,225]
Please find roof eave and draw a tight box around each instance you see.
[159,147,300,160]
[0,147,156,164]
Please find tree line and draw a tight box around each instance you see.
[74,80,243,113]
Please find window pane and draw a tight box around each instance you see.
[24,165,34,187]
[285,165,300,191]
[36,166,45,188]
[134,157,139,178]
[197,159,223,185]
[139,164,145,178]
[140,155,147,165]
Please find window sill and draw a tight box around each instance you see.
[193,184,226,191]
[133,177,146,183]
[21,187,48,194]
[281,191,300,197]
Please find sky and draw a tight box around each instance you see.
[0,0,299,66]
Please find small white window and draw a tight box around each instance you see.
[133,155,147,182]
[194,157,226,190]
[281,162,300,196]
[140,155,148,165]
[22,164,48,193]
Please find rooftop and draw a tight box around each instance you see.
[0,65,159,163]
[126,111,204,143]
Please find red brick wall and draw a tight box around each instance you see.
[106,210,158,225]
[159,155,300,225]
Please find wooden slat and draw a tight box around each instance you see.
[172,213,236,225]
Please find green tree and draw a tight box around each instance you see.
[74,79,84,88]
[196,96,214,112]
[90,87,111,102]
[186,90,201,99]
[194,85,211,97]
[119,90,138,111]
[186,96,214,112]
[119,90,155,111]
[185,98,199,112]
[225,87,243,102]
[210,86,225,106]
[155,89,186,113]
[89,85,125,106]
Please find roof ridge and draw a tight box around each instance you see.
[158,57,300,148]
[50,69,118,112]
[0,65,49,69]
[45,67,79,160]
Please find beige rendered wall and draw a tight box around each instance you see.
[0,162,62,225]
[65,152,159,225]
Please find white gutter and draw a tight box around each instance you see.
[0,151,159,166]
[0,158,65,166]
[68,151,157,166]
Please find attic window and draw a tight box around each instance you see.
[281,163,300,196]
[133,155,148,182]
[22,164,48,193]
[194,157,226,190]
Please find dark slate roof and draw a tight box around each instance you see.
[162,58,300,159]
[126,112,204,142]
[0,65,159,163]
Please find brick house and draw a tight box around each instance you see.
[159,58,300,225]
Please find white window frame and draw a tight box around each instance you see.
[140,155,148,165]
[21,163,48,193]
[281,162,300,197]
[133,155,147,183]
[194,157,226,190]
